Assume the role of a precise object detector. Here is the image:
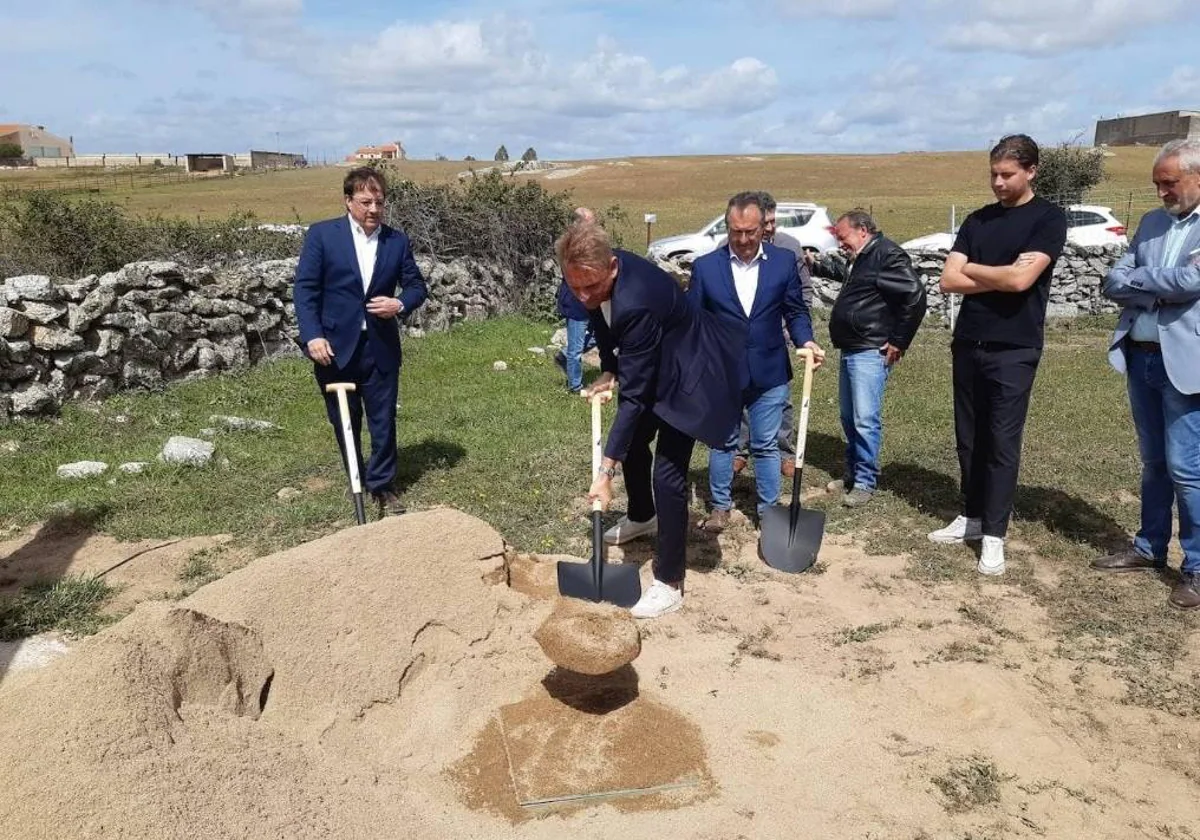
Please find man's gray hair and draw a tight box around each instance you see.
[726,191,765,224]
[837,208,879,235]
[1156,139,1200,174]
[756,191,778,213]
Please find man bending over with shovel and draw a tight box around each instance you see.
[557,219,745,618]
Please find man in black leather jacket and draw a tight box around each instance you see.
[811,209,927,506]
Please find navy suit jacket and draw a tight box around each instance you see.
[588,250,747,461]
[688,242,814,391]
[293,216,428,373]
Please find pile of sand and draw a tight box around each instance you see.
[3,510,1198,839]
[534,597,641,675]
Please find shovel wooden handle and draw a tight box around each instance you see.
[591,393,604,512]
[793,348,815,474]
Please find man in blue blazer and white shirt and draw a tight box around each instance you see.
[1097,139,1200,610]
[293,167,428,517]
[689,191,825,532]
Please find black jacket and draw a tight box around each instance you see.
[820,234,927,352]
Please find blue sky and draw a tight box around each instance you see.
[2,0,1197,160]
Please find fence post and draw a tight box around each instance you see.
[1125,191,1133,229]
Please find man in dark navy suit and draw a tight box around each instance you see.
[689,191,824,532]
[557,220,745,619]
[293,167,428,516]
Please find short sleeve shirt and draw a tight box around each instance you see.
[951,196,1068,348]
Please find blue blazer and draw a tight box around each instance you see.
[590,250,747,461]
[1104,208,1200,394]
[688,242,814,391]
[293,216,428,373]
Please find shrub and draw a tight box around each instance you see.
[0,191,301,278]
[1036,142,1107,207]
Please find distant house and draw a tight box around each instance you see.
[348,141,406,161]
[0,123,74,158]
[1094,110,1200,147]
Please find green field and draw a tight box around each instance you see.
[0,147,1164,248]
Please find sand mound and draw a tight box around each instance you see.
[534,597,641,674]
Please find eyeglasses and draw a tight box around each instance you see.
[350,197,386,209]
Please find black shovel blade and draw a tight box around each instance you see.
[759,504,826,573]
[556,559,642,608]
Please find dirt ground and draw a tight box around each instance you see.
[0,507,1197,839]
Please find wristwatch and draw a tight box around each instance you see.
[598,465,618,479]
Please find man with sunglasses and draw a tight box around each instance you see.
[294,166,428,517]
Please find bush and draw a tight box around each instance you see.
[1036,143,1107,207]
[0,191,301,278]
[0,142,24,159]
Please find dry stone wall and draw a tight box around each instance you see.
[0,255,559,421]
[0,243,1122,421]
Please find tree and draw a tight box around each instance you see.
[464,155,476,161]
[0,142,24,159]
[434,153,448,161]
[1035,142,1107,207]
[494,145,509,162]
[521,147,538,162]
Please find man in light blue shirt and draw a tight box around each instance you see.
[1097,138,1200,610]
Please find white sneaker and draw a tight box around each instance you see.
[927,515,983,544]
[630,580,683,619]
[603,515,657,545]
[978,536,1005,576]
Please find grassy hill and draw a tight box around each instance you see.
[0,147,1162,247]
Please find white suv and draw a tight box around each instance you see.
[648,202,837,261]
[901,204,1129,251]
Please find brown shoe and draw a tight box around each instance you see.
[780,458,796,477]
[372,489,406,517]
[732,456,748,475]
[1169,572,1200,610]
[1091,548,1164,573]
[699,509,731,533]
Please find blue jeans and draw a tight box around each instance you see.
[563,317,594,392]
[710,383,790,516]
[1127,347,1200,573]
[839,348,891,492]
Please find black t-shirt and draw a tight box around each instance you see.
[951,196,1067,348]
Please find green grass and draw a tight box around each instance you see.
[1,315,1197,716]
[0,575,118,640]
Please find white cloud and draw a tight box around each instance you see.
[774,0,900,19]
[940,0,1185,56]
[1158,65,1200,102]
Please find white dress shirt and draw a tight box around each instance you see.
[729,244,766,317]
[349,214,379,330]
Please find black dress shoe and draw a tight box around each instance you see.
[1091,548,1165,573]
[372,490,406,517]
[1169,572,1200,610]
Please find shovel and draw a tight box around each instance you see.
[759,348,826,573]
[325,382,367,525]
[557,393,642,608]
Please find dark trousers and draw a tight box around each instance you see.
[624,411,696,585]
[952,340,1041,538]
[314,333,399,495]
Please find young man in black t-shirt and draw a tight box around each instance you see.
[928,134,1068,575]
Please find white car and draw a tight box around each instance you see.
[901,204,1129,251]
[647,202,837,261]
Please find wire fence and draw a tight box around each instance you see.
[0,166,298,200]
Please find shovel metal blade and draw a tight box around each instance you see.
[759,504,826,573]
[556,558,642,608]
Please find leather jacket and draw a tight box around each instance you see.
[820,234,927,352]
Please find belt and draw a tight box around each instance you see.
[1126,339,1161,353]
